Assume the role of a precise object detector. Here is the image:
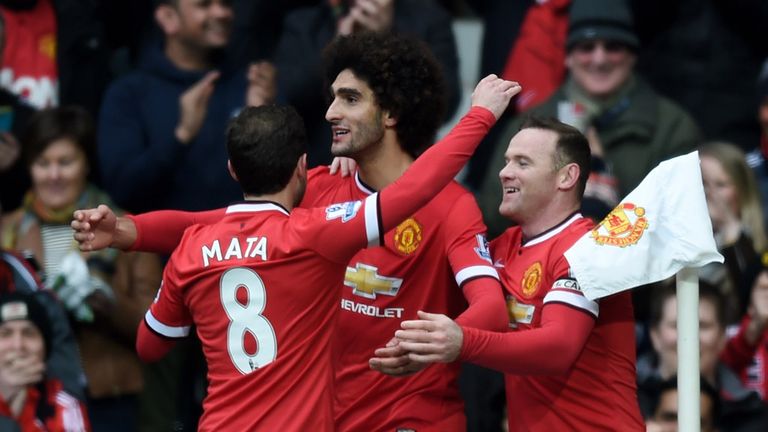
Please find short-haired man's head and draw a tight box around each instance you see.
[22,106,96,168]
[323,31,446,158]
[226,105,306,196]
[519,116,591,196]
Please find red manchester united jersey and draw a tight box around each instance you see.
[301,170,498,431]
[490,214,643,431]
[146,199,384,431]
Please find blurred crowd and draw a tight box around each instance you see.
[1,0,768,431]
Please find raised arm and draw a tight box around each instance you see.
[377,76,518,230]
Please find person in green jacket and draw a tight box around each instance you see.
[477,0,701,238]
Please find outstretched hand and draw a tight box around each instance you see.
[470,74,521,120]
[71,204,117,251]
[394,311,463,364]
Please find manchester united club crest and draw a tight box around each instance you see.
[591,203,649,247]
[394,218,423,255]
[521,262,542,298]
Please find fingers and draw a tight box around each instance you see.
[329,157,341,175]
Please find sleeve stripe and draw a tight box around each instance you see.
[145,310,190,338]
[543,289,599,318]
[455,265,500,286]
[365,193,381,247]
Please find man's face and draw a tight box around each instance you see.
[652,388,716,432]
[566,39,636,98]
[0,319,45,364]
[498,128,561,223]
[325,69,387,159]
[650,296,726,380]
[171,0,233,50]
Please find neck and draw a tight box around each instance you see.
[243,189,296,212]
[165,39,212,71]
[356,132,414,190]
[519,200,580,240]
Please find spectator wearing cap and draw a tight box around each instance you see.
[476,0,701,240]
[0,291,90,431]
[721,251,768,403]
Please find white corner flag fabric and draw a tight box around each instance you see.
[564,151,724,300]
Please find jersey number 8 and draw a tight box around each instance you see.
[220,267,277,374]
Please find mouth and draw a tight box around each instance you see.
[331,126,350,142]
[503,187,519,194]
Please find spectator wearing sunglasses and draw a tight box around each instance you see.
[476,0,701,240]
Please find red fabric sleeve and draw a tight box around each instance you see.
[459,302,594,374]
[455,277,508,332]
[378,107,496,230]
[720,316,759,373]
[128,209,225,254]
[136,320,177,363]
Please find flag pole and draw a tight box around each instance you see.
[676,267,700,432]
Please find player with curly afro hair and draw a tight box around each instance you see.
[323,31,447,158]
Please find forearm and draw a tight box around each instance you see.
[460,303,594,374]
[455,277,508,331]
[128,209,224,253]
[379,107,495,229]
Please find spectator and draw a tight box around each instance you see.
[632,0,768,152]
[0,12,36,213]
[721,251,768,402]
[746,59,768,229]
[98,0,277,213]
[700,142,766,321]
[1,107,162,431]
[0,291,90,431]
[273,0,461,166]
[0,0,116,117]
[476,0,701,238]
[1,200,86,403]
[644,374,719,432]
[637,281,768,431]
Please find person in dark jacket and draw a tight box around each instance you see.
[98,0,277,213]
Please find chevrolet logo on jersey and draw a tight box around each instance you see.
[344,263,403,299]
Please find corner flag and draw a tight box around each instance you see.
[564,151,723,301]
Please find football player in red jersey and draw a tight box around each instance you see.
[389,117,644,431]
[73,32,512,431]
[74,74,518,430]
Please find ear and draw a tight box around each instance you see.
[383,110,397,128]
[296,153,307,178]
[564,53,574,69]
[557,163,580,191]
[227,160,239,182]
[155,5,180,36]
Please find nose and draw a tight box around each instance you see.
[498,161,512,182]
[46,162,63,181]
[326,98,340,123]
[211,1,233,19]
[8,332,23,351]
[591,45,608,64]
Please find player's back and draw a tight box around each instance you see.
[165,203,346,431]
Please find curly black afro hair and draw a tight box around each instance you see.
[323,31,447,158]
